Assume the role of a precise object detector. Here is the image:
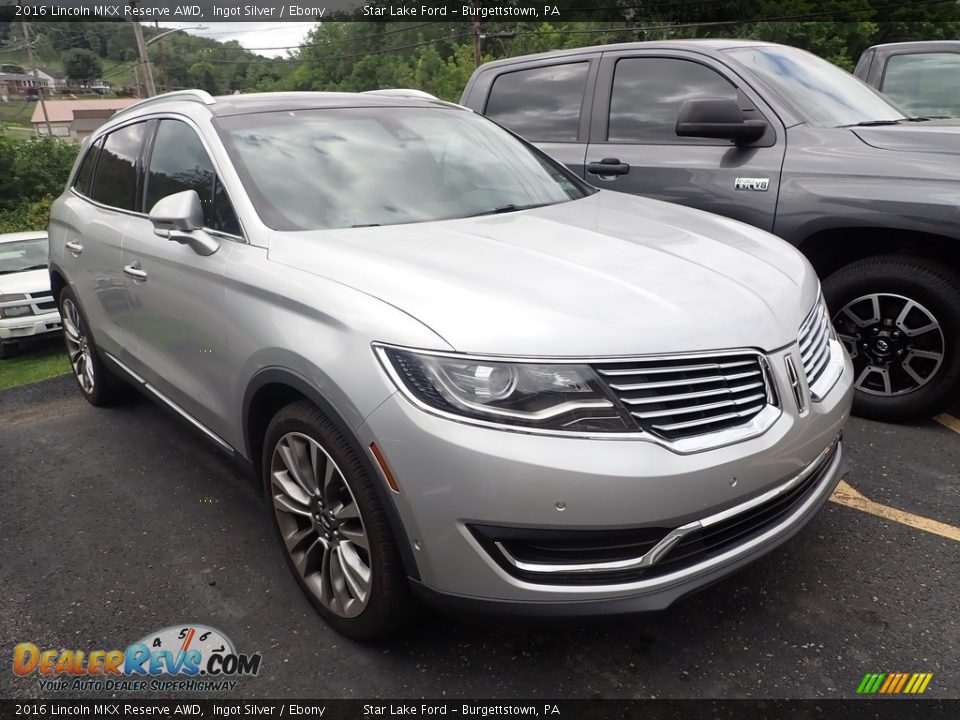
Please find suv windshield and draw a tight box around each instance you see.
[725,45,907,128]
[0,236,48,275]
[216,106,593,231]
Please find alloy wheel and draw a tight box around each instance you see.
[62,297,95,395]
[270,431,372,618]
[833,293,944,397]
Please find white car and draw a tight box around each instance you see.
[0,231,61,358]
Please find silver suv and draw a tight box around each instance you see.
[49,90,853,639]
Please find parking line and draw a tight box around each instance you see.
[933,413,960,435]
[830,480,960,542]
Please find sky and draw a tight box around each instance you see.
[155,22,319,58]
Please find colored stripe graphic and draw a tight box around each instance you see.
[857,673,932,694]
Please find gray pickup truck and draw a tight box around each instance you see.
[854,41,960,119]
[461,40,960,422]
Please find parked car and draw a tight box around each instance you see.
[462,40,960,422]
[854,41,960,119]
[49,89,852,639]
[0,231,61,358]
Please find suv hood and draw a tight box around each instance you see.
[853,120,960,154]
[268,191,818,357]
[0,268,49,296]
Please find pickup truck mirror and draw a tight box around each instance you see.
[148,190,219,256]
[676,98,768,143]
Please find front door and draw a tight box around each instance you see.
[120,118,244,439]
[585,51,786,233]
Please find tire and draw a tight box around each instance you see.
[262,400,415,640]
[58,286,123,407]
[823,255,960,422]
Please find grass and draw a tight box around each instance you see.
[1,124,35,140]
[0,341,70,391]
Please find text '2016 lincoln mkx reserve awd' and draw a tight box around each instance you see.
[48,90,853,639]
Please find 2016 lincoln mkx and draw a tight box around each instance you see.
[48,90,853,639]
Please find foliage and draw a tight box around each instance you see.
[0,136,78,231]
[61,48,103,82]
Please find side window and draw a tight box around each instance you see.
[485,62,589,142]
[89,123,146,211]
[145,119,241,236]
[72,138,101,197]
[882,53,960,117]
[608,58,739,143]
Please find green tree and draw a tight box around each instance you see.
[61,49,103,83]
[188,62,220,94]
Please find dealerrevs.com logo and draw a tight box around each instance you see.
[13,624,262,693]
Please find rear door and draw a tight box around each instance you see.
[64,122,148,359]
[476,55,599,178]
[585,50,786,232]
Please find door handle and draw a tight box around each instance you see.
[65,241,83,254]
[586,158,630,177]
[123,262,148,281]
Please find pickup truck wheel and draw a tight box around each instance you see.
[823,255,960,422]
[58,287,122,407]
[263,400,415,640]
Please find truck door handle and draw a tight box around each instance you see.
[123,262,148,281]
[66,241,83,254]
[586,158,630,177]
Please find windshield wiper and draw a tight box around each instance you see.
[465,202,550,218]
[840,119,903,127]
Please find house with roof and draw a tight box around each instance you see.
[31,98,138,139]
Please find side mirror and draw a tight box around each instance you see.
[675,98,768,143]
[148,190,219,256]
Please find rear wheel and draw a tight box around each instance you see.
[59,287,122,406]
[824,255,960,422]
[263,400,414,640]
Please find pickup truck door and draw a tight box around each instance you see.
[584,50,786,233]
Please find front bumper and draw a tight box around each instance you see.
[357,343,853,611]
[0,310,62,343]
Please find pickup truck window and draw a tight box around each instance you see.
[725,45,905,128]
[485,62,588,141]
[608,58,738,143]
[882,53,960,118]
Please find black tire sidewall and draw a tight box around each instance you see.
[823,257,960,421]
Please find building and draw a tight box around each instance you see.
[30,98,138,139]
[0,72,48,99]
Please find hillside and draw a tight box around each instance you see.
[0,21,293,114]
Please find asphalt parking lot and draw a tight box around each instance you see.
[1,375,957,700]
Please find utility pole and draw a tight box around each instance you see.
[130,9,157,97]
[154,20,170,93]
[21,22,52,138]
[473,19,482,67]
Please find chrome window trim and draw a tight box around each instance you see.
[478,437,844,591]
[373,342,783,454]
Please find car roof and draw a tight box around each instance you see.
[112,90,464,122]
[473,39,779,69]
[0,231,47,244]
[867,40,960,52]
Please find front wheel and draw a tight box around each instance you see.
[263,400,415,640]
[823,255,960,422]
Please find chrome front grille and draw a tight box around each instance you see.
[27,292,56,312]
[593,352,773,440]
[798,301,832,390]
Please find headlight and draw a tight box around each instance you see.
[0,294,32,319]
[376,345,635,433]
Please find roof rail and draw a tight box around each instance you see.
[111,89,216,119]
[362,88,439,100]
